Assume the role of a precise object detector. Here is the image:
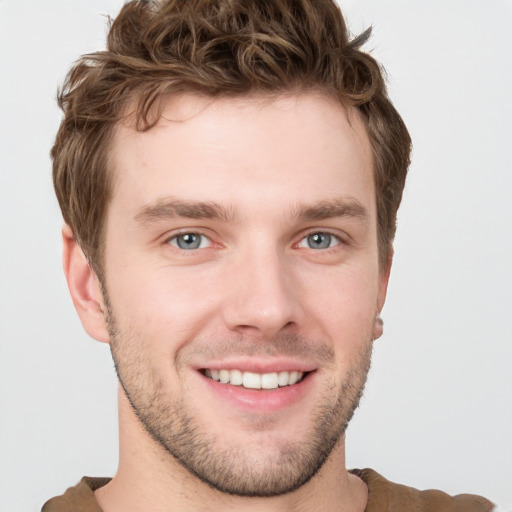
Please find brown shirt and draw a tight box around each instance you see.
[42,469,495,512]
[351,469,495,512]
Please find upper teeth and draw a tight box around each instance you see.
[204,369,304,389]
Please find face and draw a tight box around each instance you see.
[99,93,388,496]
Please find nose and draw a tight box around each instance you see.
[221,247,302,339]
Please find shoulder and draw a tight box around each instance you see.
[350,468,496,512]
[41,477,110,512]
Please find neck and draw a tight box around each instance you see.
[95,385,367,512]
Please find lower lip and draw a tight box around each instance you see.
[198,372,315,413]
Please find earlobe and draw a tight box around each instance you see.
[62,225,110,344]
[373,316,384,340]
[374,249,393,340]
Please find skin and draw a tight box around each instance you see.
[63,92,391,512]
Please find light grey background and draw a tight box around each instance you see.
[0,1,511,511]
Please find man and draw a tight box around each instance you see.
[42,0,497,510]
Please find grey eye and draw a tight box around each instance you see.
[299,232,340,250]
[307,233,331,249]
[170,233,209,250]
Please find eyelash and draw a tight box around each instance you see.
[164,230,346,252]
[296,231,343,250]
[166,232,212,250]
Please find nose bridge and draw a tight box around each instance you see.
[222,239,300,337]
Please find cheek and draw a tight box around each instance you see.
[301,263,379,317]
[299,265,379,354]
[106,265,221,349]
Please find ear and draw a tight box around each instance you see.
[62,225,110,344]
[373,248,393,340]
[377,248,393,311]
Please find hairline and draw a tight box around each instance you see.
[89,88,388,277]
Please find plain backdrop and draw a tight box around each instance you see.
[0,1,511,511]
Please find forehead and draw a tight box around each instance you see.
[110,93,374,219]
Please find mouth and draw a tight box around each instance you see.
[197,365,317,412]
[200,368,310,390]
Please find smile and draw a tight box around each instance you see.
[203,369,306,390]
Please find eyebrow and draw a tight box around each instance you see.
[134,198,238,224]
[134,197,368,226]
[292,198,369,222]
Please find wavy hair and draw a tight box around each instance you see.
[52,0,411,273]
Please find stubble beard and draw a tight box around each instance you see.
[105,303,373,497]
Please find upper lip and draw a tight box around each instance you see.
[194,357,318,374]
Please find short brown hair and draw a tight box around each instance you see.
[52,0,411,273]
